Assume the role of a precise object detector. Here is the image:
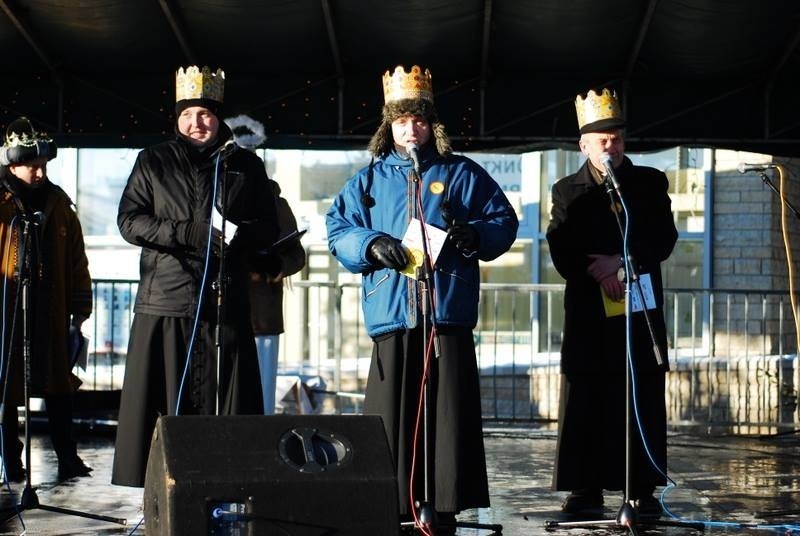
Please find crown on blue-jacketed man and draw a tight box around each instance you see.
[382,65,434,104]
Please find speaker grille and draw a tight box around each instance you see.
[278,427,353,473]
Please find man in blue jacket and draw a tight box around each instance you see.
[326,65,518,533]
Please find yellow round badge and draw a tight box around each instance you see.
[429,181,445,195]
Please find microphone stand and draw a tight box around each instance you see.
[602,171,666,370]
[752,168,800,445]
[756,168,800,220]
[545,164,702,535]
[404,160,438,533]
[401,158,502,536]
[0,213,126,527]
[212,163,236,416]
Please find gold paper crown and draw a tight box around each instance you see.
[382,65,434,104]
[575,88,624,133]
[175,66,225,103]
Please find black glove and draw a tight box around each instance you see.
[448,221,479,254]
[177,221,221,255]
[177,221,208,250]
[261,253,283,277]
[368,236,408,270]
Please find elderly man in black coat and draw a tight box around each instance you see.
[546,88,677,517]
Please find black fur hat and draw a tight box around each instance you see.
[0,117,57,166]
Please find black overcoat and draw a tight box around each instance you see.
[546,156,677,494]
[112,127,278,487]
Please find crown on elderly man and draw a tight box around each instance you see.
[575,88,625,134]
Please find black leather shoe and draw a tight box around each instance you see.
[561,489,604,514]
[58,456,93,481]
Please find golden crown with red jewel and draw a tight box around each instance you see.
[575,88,625,134]
[382,65,434,104]
[175,66,225,103]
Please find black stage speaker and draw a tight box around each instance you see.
[143,414,399,536]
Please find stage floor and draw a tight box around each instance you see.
[0,424,798,535]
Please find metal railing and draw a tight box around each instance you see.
[81,279,800,429]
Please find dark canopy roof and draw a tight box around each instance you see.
[2,0,800,155]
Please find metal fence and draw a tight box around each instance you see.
[81,280,800,430]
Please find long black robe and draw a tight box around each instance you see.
[365,324,489,516]
[111,128,276,487]
[546,156,677,496]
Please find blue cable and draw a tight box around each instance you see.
[175,152,224,415]
[617,191,800,533]
[127,515,144,535]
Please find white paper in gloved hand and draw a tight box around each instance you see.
[212,206,238,244]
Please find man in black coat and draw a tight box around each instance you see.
[546,88,677,516]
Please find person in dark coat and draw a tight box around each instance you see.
[247,183,305,414]
[326,65,518,533]
[111,66,278,487]
[546,88,678,516]
[224,114,307,414]
[0,117,94,482]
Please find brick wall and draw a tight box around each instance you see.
[713,154,800,355]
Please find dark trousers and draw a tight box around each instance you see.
[2,394,78,470]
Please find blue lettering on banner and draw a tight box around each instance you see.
[480,160,523,175]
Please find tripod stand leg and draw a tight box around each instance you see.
[544,501,706,534]
[0,483,128,526]
[439,518,504,534]
[406,505,504,535]
[33,503,128,525]
[544,517,623,531]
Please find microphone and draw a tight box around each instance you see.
[600,153,621,194]
[738,163,777,174]
[406,142,421,174]
[212,139,239,159]
[23,211,45,225]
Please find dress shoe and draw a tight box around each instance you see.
[561,489,604,514]
[57,456,93,481]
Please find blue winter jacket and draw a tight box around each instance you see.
[326,147,518,337]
